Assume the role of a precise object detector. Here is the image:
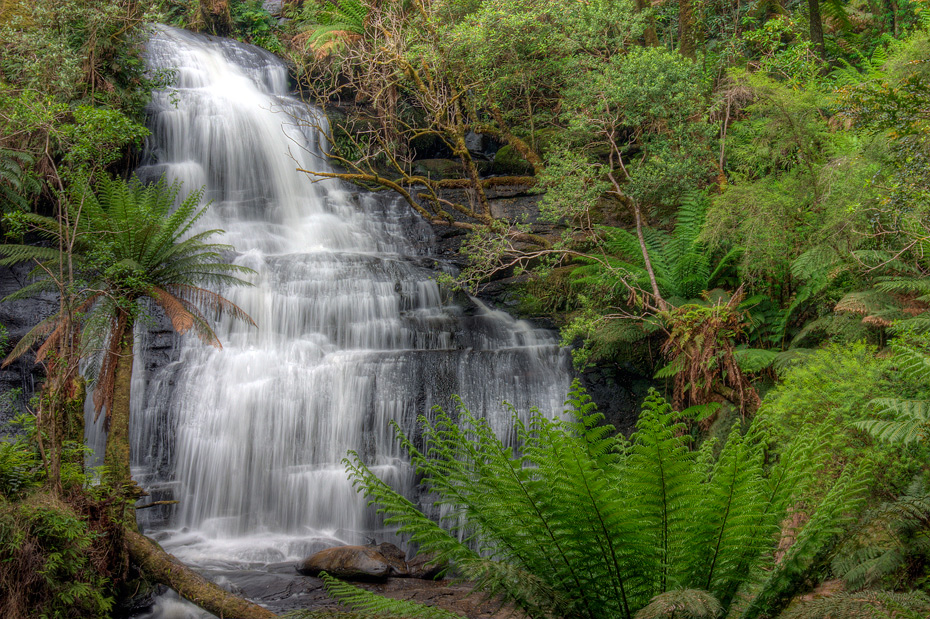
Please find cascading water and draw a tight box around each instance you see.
[128,26,571,578]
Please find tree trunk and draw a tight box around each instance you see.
[104,325,134,493]
[633,201,668,312]
[636,0,659,46]
[125,528,278,619]
[809,0,825,59]
[679,0,697,59]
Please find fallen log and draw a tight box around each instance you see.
[124,528,277,619]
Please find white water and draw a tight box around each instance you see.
[127,26,571,569]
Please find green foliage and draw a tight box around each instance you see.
[230,0,284,53]
[0,493,115,618]
[558,47,714,207]
[0,0,151,114]
[292,0,369,50]
[343,382,866,619]
[758,341,924,498]
[0,418,43,498]
[832,474,930,593]
[0,149,39,219]
[855,338,930,445]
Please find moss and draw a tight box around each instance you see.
[491,144,533,176]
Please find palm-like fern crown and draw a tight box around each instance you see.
[340,382,868,619]
[0,175,255,413]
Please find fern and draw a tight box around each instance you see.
[739,463,869,619]
[778,590,930,619]
[854,344,930,446]
[0,148,38,215]
[634,589,721,619]
[320,573,465,618]
[832,475,930,591]
[343,382,855,619]
[298,0,369,50]
[732,347,778,374]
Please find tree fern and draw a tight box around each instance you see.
[342,382,853,619]
[0,148,38,215]
[298,0,369,51]
[625,392,697,594]
[739,463,869,619]
[690,428,768,600]
[832,475,930,591]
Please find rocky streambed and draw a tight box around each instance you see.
[131,543,520,619]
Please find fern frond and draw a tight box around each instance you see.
[321,573,465,618]
[779,590,930,619]
[732,348,777,374]
[740,464,869,619]
[634,589,722,619]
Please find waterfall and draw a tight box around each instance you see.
[129,26,571,568]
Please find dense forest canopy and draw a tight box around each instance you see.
[0,0,929,617]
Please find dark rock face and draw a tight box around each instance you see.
[579,364,655,436]
[0,264,57,426]
[464,131,501,161]
[297,545,408,581]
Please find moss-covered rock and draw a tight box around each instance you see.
[412,158,463,179]
[491,145,533,176]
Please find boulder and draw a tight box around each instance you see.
[297,545,408,581]
[491,145,533,176]
[407,552,447,580]
[464,131,500,160]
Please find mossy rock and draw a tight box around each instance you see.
[491,145,533,176]
[412,158,463,179]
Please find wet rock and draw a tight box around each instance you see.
[464,131,500,161]
[0,264,56,426]
[375,542,407,564]
[407,552,447,580]
[412,158,463,180]
[297,545,408,581]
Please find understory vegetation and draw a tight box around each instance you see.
[1,0,930,617]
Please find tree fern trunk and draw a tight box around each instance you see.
[679,0,697,59]
[104,322,134,495]
[809,0,825,59]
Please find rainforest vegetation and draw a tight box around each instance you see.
[0,0,929,617]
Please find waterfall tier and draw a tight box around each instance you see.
[128,26,571,568]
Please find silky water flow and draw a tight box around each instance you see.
[105,26,571,602]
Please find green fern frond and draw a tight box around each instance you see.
[820,0,852,30]
[732,348,777,374]
[791,245,843,281]
[740,464,870,619]
[320,573,465,618]
[779,590,930,619]
[679,402,721,423]
[634,589,722,619]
